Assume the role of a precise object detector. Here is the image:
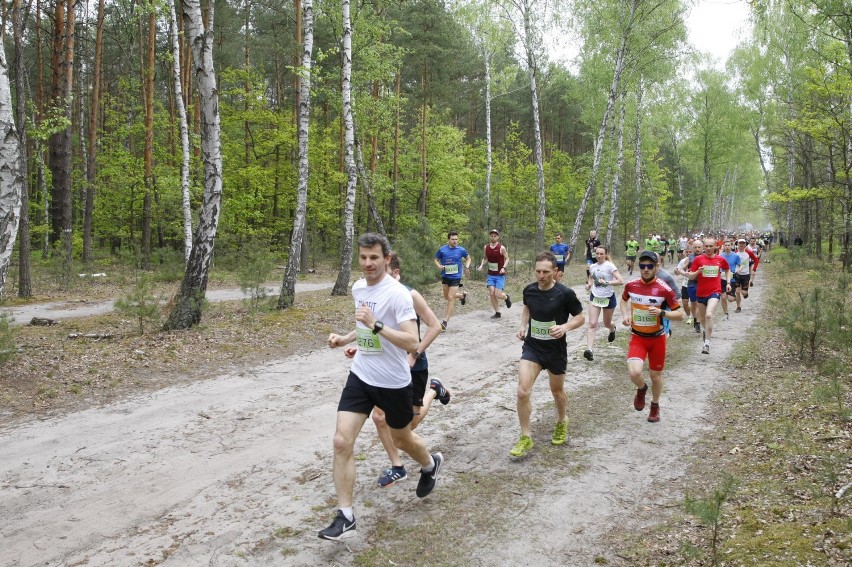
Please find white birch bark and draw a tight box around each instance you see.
[605,96,627,248]
[354,128,385,235]
[169,0,193,264]
[520,0,546,250]
[278,0,313,309]
[633,77,644,238]
[0,43,22,301]
[164,0,223,329]
[332,0,357,296]
[483,47,493,223]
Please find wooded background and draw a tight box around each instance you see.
[1,0,850,306]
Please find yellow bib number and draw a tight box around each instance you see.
[444,264,459,275]
[529,319,555,340]
[632,307,656,328]
[356,327,383,354]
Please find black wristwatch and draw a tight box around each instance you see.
[372,320,384,334]
[413,350,422,360]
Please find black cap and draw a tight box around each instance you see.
[638,250,658,262]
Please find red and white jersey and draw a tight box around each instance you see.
[622,277,680,337]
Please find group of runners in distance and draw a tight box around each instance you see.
[319,227,768,541]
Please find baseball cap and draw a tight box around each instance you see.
[638,250,658,262]
[489,229,500,235]
[737,238,746,243]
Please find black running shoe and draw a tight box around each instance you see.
[693,320,701,333]
[607,328,616,343]
[430,378,451,405]
[416,452,443,498]
[490,312,501,319]
[583,349,594,361]
[441,320,447,330]
[505,294,512,309]
[318,510,357,541]
[460,291,467,306]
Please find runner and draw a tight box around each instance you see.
[674,251,693,328]
[584,230,601,278]
[583,245,624,361]
[625,234,640,276]
[654,255,681,338]
[684,239,704,333]
[747,237,762,288]
[667,234,677,263]
[372,252,448,488]
[677,234,688,260]
[510,251,585,457]
[321,233,443,541]
[620,250,684,422]
[477,229,512,318]
[731,238,760,311]
[688,237,732,355]
[550,233,572,281]
[719,241,741,320]
[433,231,470,329]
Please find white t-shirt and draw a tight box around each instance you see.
[676,257,690,288]
[735,251,751,275]
[351,275,417,388]
[589,260,619,298]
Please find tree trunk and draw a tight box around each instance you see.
[141,9,155,271]
[169,0,193,263]
[82,0,105,264]
[13,0,31,297]
[483,48,492,225]
[605,96,626,249]
[354,129,385,234]
[0,40,22,301]
[520,0,546,250]
[331,0,356,296]
[633,77,644,238]
[163,0,223,330]
[278,0,313,309]
[390,71,400,236]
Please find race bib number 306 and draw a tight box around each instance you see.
[530,319,556,340]
[356,327,383,354]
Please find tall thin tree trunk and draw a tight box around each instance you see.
[170,0,192,263]
[0,39,22,300]
[633,78,644,238]
[141,9,155,270]
[13,0,31,297]
[331,0,356,296]
[390,71,400,236]
[83,0,105,264]
[483,48,493,225]
[163,0,224,329]
[354,129,385,234]
[278,0,312,309]
[605,96,626,249]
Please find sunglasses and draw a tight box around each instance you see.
[638,263,655,270]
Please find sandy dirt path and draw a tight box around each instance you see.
[0,278,765,566]
[1,282,334,325]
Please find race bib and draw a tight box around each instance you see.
[488,262,499,271]
[444,264,459,275]
[529,318,556,340]
[554,254,564,262]
[591,295,611,308]
[702,265,720,277]
[632,306,657,328]
[356,327,383,354]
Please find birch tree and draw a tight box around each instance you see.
[169,0,192,263]
[278,0,313,309]
[331,0,357,296]
[0,41,22,301]
[163,0,224,329]
[605,95,626,248]
[12,0,31,297]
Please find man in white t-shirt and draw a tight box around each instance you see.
[319,233,444,542]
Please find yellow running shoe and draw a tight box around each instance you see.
[551,421,568,446]
[509,435,534,457]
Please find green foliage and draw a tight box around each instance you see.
[114,274,162,335]
[0,312,16,364]
[390,217,440,290]
[684,473,739,567]
[236,242,276,312]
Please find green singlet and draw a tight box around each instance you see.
[626,240,639,256]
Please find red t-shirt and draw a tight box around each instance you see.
[622,277,680,337]
[691,254,730,297]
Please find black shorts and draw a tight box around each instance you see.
[626,255,636,262]
[680,286,689,300]
[521,346,567,375]
[734,274,750,288]
[337,371,414,429]
[411,368,428,407]
[556,265,565,272]
[442,277,462,287]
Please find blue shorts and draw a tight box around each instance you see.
[589,293,616,309]
[697,293,721,305]
[586,258,595,265]
[556,265,565,272]
[687,285,698,302]
[663,317,671,336]
[486,274,506,289]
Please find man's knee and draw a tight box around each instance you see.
[371,411,387,428]
[516,384,532,400]
[332,431,355,455]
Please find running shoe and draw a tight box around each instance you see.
[647,402,660,423]
[693,320,701,333]
[490,312,502,319]
[377,466,408,487]
[607,328,616,343]
[724,313,729,320]
[735,307,741,313]
[702,342,710,355]
[509,435,534,457]
[318,510,357,541]
[430,378,451,405]
[583,349,594,361]
[551,421,568,446]
[505,294,512,309]
[460,291,467,306]
[686,316,693,325]
[441,320,447,330]
[634,383,648,411]
[415,452,443,497]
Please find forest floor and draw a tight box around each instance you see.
[0,260,849,566]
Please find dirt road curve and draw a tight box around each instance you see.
[1,282,334,325]
[0,280,765,565]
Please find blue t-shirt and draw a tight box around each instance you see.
[550,243,570,265]
[435,244,469,281]
[720,252,740,277]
